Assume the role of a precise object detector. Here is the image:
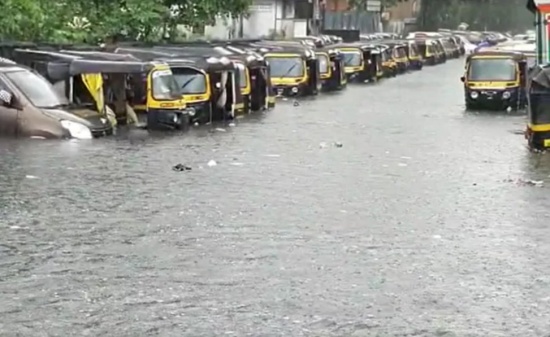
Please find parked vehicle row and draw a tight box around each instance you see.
[0,31,464,140]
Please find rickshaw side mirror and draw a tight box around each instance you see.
[460,76,465,82]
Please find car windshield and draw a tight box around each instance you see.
[151,69,181,100]
[266,57,304,77]
[468,58,516,81]
[5,70,69,108]
[316,54,329,73]
[342,51,362,66]
[173,71,207,94]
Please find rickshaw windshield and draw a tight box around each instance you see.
[409,45,418,57]
[397,48,407,58]
[151,69,181,100]
[173,72,207,94]
[237,65,247,88]
[6,70,69,108]
[266,56,304,77]
[468,58,517,81]
[527,56,536,68]
[316,54,329,73]
[341,51,362,66]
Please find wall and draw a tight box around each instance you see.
[384,0,420,33]
[204,0,298,39]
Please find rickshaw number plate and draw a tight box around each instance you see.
[544,139,550,147]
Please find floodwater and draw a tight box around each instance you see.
[2,59,550,337]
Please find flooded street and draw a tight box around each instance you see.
[2,59,550,336]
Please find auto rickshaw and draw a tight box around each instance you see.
[380,40,410,73]
[405,40,423,70]
[410,38,438,65]
[13,48,190,130]
[332,42,381,83]
[251,43,320,97]
[126,41,275,112]
[316,48,347,90]
[0,57,113,139]
[376,44,398,77]
[525,64,550,149]
[114,47,242,124]
[461,50,527,110]
[433,39,447,63]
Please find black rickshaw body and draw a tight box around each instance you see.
[462,50,527,111]
[62,48,194,130]
[250,42,319,97]
[526,65,550,149]
[378,40,410,73]
[115,47,242,124]
[375,45,398,78]
[410,38,438,65]
[332,42,379,83]
[405,40,424,70]
[316,48,346,91]
[151,44,273,113]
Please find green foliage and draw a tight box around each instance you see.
[0,0,253,43]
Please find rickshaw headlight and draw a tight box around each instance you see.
[502,91,511,99]
[291,87,299,93]
[470,91,479,99]
[186,107,196,116]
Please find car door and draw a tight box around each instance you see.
[0,78,18,136]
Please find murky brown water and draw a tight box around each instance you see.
[1,59,550,337]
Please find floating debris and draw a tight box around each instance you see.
[264,154,280,157]
[503,178,544,187]
[207,160,217,167]
[319,142,327,149]
[215,128,226,132]
[398,163,408,167]
[334,142,343,148]
[172,164,192,172]
[228,123,236,127]
[25,175,38,179]
[293,100,300,106]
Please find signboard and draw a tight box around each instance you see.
[249,1,272,12]
[366,0,381,12]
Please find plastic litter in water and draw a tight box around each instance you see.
[319,142,327,148]
[215,128,226,132]
[207,160,217,167]
[25,175,38,179]
[228,123,236,127]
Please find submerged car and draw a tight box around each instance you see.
[0,59,112,139]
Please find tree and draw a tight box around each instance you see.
[0,0,253,43]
